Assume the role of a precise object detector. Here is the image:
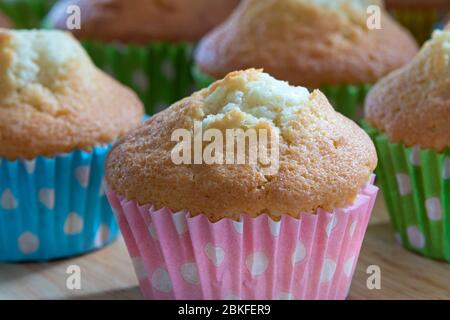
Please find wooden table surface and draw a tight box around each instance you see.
[1,194,449,300]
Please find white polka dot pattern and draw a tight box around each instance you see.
[396,173,412,196]
[204,243,225,267]
[291,241,306,265]
[64,213,84,235]
[425,197,442,221]
[75,166,90,188]
[39,188,55,210]
[105,180,379,299]
[320,259,337,283]
[132,70,149,91]
[94,224,110,248]
[180,262,200,285]
[22,159,36,174]
[409,146,421,166]
[246,252,269,276]
[151,268,172,293]
[1,189,17,210]
[18,232,39,254]
[407,226,425,249]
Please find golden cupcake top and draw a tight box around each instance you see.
[106,69,377,221]
[47,0,240,43]
[195,0,418,88]
[365,24,450,152]
[0,29,144,160]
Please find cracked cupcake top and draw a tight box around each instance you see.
[195,0,418,87]
[365,24,450,152]
[106,69,377,221]
[46,0,240,43]
[0,29,144,160]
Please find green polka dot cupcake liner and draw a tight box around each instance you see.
[0,0,56,28]
[388,8,449,44]
[0,145,118,262]
[192,66,371,121]
[366,126,450,262]
[79,41,194,116]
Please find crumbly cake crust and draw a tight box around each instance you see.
[195,0,418,87]
[106,69,377,221]
[0,29,144,160]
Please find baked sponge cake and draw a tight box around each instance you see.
[47,0,241,43]
[105,69,379,300]
[106,69,377,221]
[0,29,144,262]
[365,23,450,152]
[0,29,144,160]
[195,0,418,88]
[45,0,240,116]
[364,24,450,261]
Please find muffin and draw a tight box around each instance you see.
[365,24,450,261]
[0,0,56,28]
[106,69,378,299]
[385,0,449,44]
[194,0,418,120]
[0,29,144,261]
[45,0,241,115]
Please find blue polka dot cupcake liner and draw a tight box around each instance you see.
[0,145,119,262]
[366,126,450,262]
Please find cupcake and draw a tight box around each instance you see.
[385,0,449,44]
[105,69,378,299]
[364,24,450,261]
[0,29,144,261]
[0,0,56,28]
[45,0,241,115]
[194,0,418,120]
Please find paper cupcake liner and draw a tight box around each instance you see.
[106,179,378,300]
[0,0,55,28]
[388,8,449,44]
[320,84,371,120]
[80,41,194,116]
[366,126,450,262]
[0,145,119,262]
[192,66,370,121]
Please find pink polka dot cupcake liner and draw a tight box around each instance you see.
[367,127,450,262]
[106,178,378,300]
[0,145,119,262]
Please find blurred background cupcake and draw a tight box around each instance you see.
[0,29,144,261]
[364,24,450,261]
[194,0,418,120]
[385,0,449,44]
[0,0,56,28]
[45,0,240,115]
[106,69,378,299]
